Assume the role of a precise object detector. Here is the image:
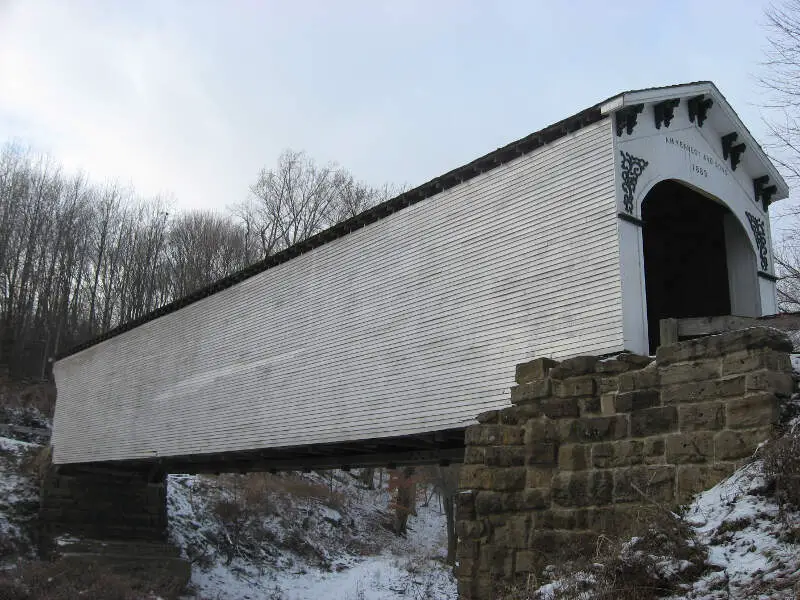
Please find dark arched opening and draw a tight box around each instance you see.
[642,180,734,353]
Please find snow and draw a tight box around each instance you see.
[668,459,800,599]
[168,472,457,600]
[0,436,40,563]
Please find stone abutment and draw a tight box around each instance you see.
[455,327,795,598]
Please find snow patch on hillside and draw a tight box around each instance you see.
[0,436,40,563]
[167,472,457,600]
[668,461,799,598]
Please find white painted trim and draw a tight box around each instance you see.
[602,82,788,201]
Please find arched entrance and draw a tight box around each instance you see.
[641,180,759,353]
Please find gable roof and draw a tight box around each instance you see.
[57,81,786,359]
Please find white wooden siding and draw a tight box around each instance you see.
[53,119,622,464]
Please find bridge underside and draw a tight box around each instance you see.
[56,428,466,475]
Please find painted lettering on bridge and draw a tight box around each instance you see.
[665,136,729,179]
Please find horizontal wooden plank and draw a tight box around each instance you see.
[53,119,623,464]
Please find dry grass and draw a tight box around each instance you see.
[761,425,800,509]
[209,472,347,511]
[501,506,707,600]
[0,557,186,600]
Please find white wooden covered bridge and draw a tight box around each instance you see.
[52,81,788,472]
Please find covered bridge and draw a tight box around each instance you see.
[52,81,788,472]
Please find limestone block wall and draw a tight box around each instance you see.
[456,327,794,599]
[40,464,168,543]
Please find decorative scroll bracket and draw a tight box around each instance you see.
[687,95,713,127]
[615,104,644,137]
[753,176,777,211]
[745,211,769,271]
[722,132,746,171]
[654,99,680,129]
[620,151,649,214]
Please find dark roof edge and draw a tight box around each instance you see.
[56,103,606,360]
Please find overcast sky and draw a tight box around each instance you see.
[0,0,790,216]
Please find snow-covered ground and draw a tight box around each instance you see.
[167,471,458,600]
[0,435,40,563]
[673,461,800,599]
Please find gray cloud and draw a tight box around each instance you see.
[0,0,784,212]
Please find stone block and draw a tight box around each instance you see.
[567,415,628,443]
[487,514,508,528]
[594,358,632,374]
[500,404,545,425]
[455,490,476,520]
[665,432,714,464]
[726,393,779,429]
[722,348,792,375]
[485,446,527,467]
[505,514,532,548]
[601,393,616,415]
[515,549,537,574]
[526,441,558,466]
[584,506,628,533]
[466,424,525,446]
[552,470,613,507]
[536,509,581,530]
[745,370,795,397]
[525,467,555,488]
[549,356,598,379]
[613,465,675,504]
[558,444,590,471]
[510,379,552,404]
[678,402,725,431]
[616,352,655,369]
[596,375,621,393]
[479,544,509,574]
[676,463,736,502]
[595,353,650,374]
[714,427,773,461]
[524,417,560,442]
[656,327,792,366]
[460,465,493,490]
[476,410,500,424]
[475,491,505,516]
[615,389,661,412]
[519,487,551,510]
[643,437,666,464]
[491,467,527,491]
[630,406,677,437]
[659,360,720,386]
[464,446,487,465]
[539,397,580,418]
[618,366,660,392]
[528,529,594,556]
[456,519,487,540]
[591,440,644,469]
[515,357,559,383]
[457,538,480,559]
[579,396,601,415]
[661,376,746,404]
[553,376,596,398]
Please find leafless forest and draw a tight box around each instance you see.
[0,143,396,380]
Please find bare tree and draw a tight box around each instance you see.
[427,465,460,565]
[239,150,396,259]
[762,1,800,311]
[0,142,398,380]
[763,0,800,183]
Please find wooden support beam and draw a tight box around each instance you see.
[659,318,679,347]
